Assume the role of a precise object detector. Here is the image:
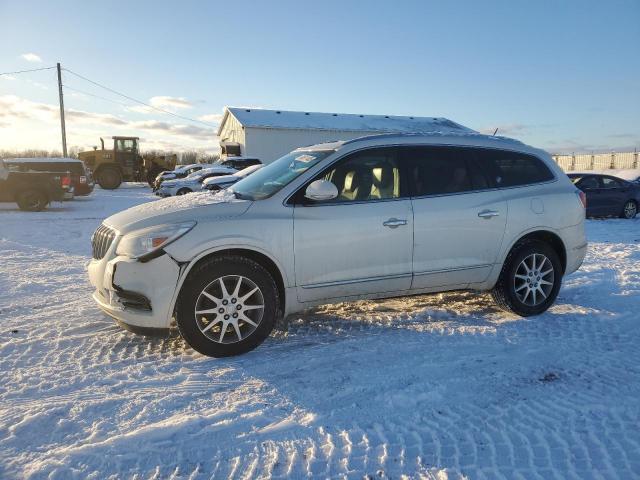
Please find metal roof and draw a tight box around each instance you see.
[217,107,473,136]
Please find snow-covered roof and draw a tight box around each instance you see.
[218,107,473,136]
[4,157,83,163]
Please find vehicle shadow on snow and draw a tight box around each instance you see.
[101,290,520,362]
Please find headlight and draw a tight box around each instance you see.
[116,222,196,261]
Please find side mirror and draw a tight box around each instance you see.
[304,179,338,201]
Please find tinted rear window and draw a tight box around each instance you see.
[401,146,494,196]
[475,149,554,187]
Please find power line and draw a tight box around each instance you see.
[0,66,56,76]
[62,67,217,128]
[63,84,134,109]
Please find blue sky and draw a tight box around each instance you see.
[1,0,638,153]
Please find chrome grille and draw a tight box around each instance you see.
[92,224,116,260]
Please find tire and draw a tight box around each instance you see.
[176,255,280,357]
[16,189,49,211]
[491,240,562,316]
[97,167,122,190]
[176,188,192,195]
[621,200,637,219]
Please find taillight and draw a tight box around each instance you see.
[79,176,87,184]
[61,175,72,187]
[576,190,587,209]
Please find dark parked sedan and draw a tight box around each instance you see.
[568,173,639,219]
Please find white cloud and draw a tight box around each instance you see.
[0,94,218,153]
[126,105,154,114]
[1,75,16,81]
[149,96,193,110]
[198,113,223,124]
[21,53,42,63]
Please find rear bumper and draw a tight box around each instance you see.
[88,252,181,330]
[559,222,587,275]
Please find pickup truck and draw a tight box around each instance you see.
[5,157,94,196]
[0,159,73,211]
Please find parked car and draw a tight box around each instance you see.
[202,164,263,192]
[569,169,640,185]
[568,173,639,219]
[88,133,587,357]
[153,163,218,191]
[216,156,262,170]
[0,159,73,211]
[156,166,237,197]
[5,157,94,197]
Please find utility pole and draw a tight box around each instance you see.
[56,62,68,157]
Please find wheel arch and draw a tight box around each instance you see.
[169,246,287,322]
[504,229,567,274]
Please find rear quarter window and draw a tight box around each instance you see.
[475,149,555,188]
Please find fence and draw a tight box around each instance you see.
[552,151,639,171]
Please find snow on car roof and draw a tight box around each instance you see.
[222,107,473,135]
[197,166,236,174]
[298,131,529,153]
[174,163,199,171]
[4,157,83,163]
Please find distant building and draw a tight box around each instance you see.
[217,107,472,163]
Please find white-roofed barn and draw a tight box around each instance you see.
[217,107,472,164]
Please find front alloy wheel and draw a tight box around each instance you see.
[195,275,265,344]
[176,255,280,357]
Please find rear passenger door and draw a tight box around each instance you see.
[406,146,508,289]
[600,176,627,215]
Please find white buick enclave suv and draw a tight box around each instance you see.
[88,133,587,357]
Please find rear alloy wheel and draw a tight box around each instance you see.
[621,200,637,219]
[176,256,280,357]
[492,240,562,316]
[16,190,48,211]
[97,167,122,190]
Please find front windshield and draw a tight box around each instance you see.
[231,149,334,200]
[186,170,206,180]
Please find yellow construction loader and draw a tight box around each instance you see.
[78,136,177,189]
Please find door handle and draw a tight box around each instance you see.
[383,218,407,228]
[478,210,500,219]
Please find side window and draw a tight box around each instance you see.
[578,176,600,189]
[601,177,621,189]
[312,147,402,203]
[464,149,491,190]
[403,146,474,196]
[475,149,554,187]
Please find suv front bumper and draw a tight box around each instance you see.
[88,252,181,330]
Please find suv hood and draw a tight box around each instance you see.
[104,190,252,234]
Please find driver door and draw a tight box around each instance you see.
[292,147,413,303]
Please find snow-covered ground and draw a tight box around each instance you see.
[1,186,639,479]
